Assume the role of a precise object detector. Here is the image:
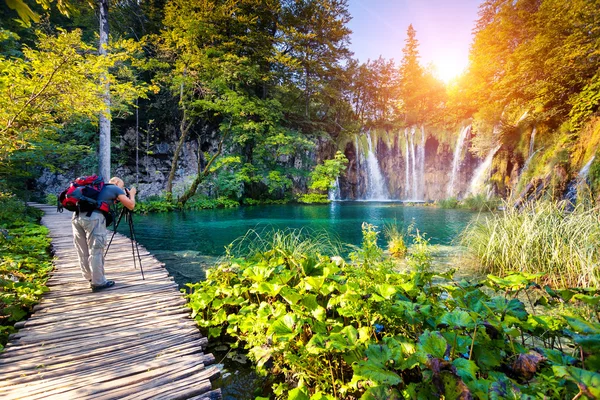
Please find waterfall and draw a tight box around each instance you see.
[364,131,389,200]
[447,125,471,197]
[419,126,426,199]
[404,129,410,198]
[355,136,362,199]
[580,156,595,180]
[565,155,596,204]
[409,127,417,199]
[328,177,341,201]
[529,126,537,157]
[468,145,501,197]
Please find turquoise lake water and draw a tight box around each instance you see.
[116,202,480,285]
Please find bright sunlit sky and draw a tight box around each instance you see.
[347,0,482,82]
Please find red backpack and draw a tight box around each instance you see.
[58,175,112,216]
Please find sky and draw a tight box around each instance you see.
[346,0,482,82]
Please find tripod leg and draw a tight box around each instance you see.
[105,207,127,257]
[128,214,145,280]
[125,212,138,272]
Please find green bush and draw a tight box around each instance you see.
[45,193,58,206]
[384,223,407,258]
[0,200,52,350]
[461,201,600,287]
[134,196,240,214]
[461,194,500,211]
[187,226,600,399]
[298,193,329,204]
[437,197,459,209]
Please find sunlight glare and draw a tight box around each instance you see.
[432,56,467,84]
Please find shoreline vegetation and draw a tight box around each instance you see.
[0,195,52,350]
[187,225,600,399]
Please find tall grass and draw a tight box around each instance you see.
[226,227,346,260]
[461,201,600,287]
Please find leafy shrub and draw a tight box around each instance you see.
[384,223,407,259]
[462,201,600,287]
[437,197,459,209]
[186,226,600,399]
[461,194,500,211]
[243,198,290,206]
[45,193,58,206]
[134,196,240,214]
[298,193,329,204]
[0,202,52,350]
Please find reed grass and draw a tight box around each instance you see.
[461,201,600,287]
[226,227,346,259]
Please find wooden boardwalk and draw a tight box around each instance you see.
[0,204,221,399]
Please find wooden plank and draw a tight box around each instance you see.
[0,340,213,387]
[0,203,221,399]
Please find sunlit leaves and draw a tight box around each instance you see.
[185,225,600,399]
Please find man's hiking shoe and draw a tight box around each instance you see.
[91,280,115,292]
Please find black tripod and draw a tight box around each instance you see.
[105,206,145,280]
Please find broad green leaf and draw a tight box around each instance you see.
[438,310,474,328]
[571,294,600,306]
[365,344,393,368]
[361,386,402,400]
[288,387,310,400]
[305,276,325,291]
[280,287,302,305]
[552,366,600,398]
[256,281,283,296]
[302,294,319,311]
[453,358,478,382]
[376,284,397,300]
[418,330,447,359]
[268,314,297,342]
[567,332,600,351]
[306,333,327,354]
[354,362,402,386]
[564,316,600,334]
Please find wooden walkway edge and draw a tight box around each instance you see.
[0,203,221,400]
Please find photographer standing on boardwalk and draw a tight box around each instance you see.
[72,177,136,292]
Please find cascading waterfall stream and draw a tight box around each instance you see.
[404,129,410,198]
[529,126,537,157]
[328,177,341,201]
[565,155,596,203]
[355,136,361,198]
[447,125,471,197]
[364,131,389,200]
[468,144,501,197]
[418,126,426,199]
[409,127,417,200]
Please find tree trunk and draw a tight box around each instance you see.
[178,123,230,206]
[98,0,111,180]
[165,115,191,199]
[166,76,191,200]
[135,98,139,187]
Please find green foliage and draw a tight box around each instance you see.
[384,223,407,259]
[308,151,349,192]
[45,193,58,206]
[300,151,348,204]
[437,195,498,211]
[134,195,239,214]
[437,197,459,209]
[187,225,600,399]
[0,29,148,167]
[0,196,51,349]
[460,194,500,212]
[298,193,329,204]
[462,201,600,287]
